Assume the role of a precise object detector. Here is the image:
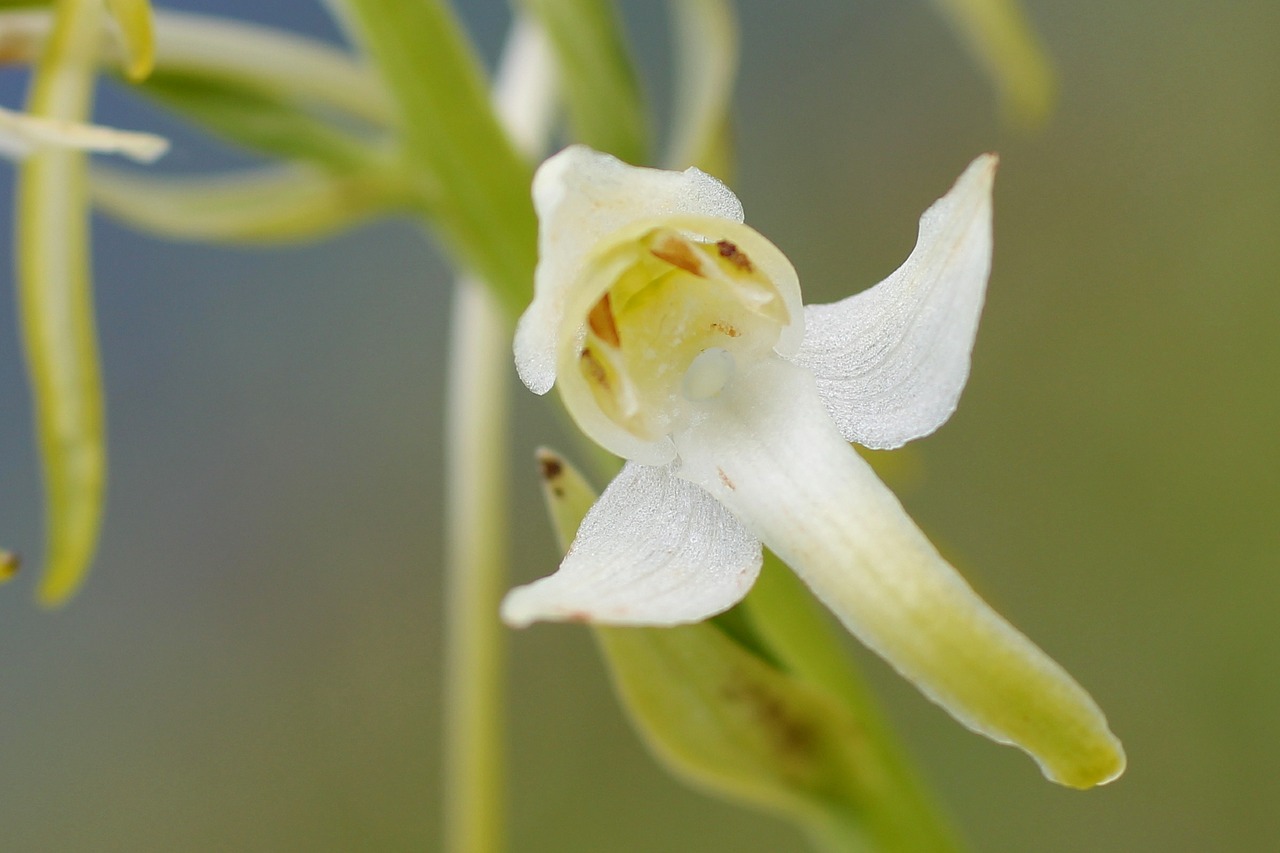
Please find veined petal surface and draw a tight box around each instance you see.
[792,155,995,449]
[515,145,743,394]
[673,357,1125,788]
[502,461,761,627]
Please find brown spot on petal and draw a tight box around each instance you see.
[716,467,735,491]
[710,322,741,337]
[651,235,705,276]
[716,239,753,272]
[580,347,609,390]
[587,293,621,348]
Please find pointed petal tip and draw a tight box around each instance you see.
[534,445,563,469]
[960,152,999,192]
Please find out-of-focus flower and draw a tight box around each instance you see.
[0,104,167,162]
[502,145,1125,788]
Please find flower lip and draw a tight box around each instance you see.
[552,213,804,465]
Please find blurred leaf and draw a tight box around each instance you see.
[103,0,154,80]
[90,164,405,243]
[16,0,107,606]
[0,549,19,584]
[534,450,964,853]
[0,10,393,127]
[666,0,737,178]
[329,0,537,319]
[146,11,392,126]
[520,0,648,163]
[928,0,1055,126]
[137,69,380,172]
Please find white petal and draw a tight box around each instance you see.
[515,145,745,395]
[0,105,168,163]
[790,154,996,449]
[673,357,1125,788]
[501,461,761,627]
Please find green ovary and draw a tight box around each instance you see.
[578,227,789,441]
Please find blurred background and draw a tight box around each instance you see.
[1,1,1276,850]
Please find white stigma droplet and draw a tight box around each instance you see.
[682,347,735,401]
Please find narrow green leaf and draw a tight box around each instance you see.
[16,0,107,606]
[928,0,1055,126]
[136,69,381,172]
[148,11,392,127]
[329,0,537,319]
[103,0,155,81]
[665,0,737,178]
[90,164,404,244]
[520,0,648,164]
[534,450,965,852]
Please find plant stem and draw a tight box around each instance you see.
[439,17,557,853]
[326,0,537,319]
[443,279,512,853]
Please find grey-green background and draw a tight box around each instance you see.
[1,1,1275,850]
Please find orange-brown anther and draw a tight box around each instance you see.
[587,293,621,348]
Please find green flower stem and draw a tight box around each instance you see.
[16,0,106,606]
[442,279,512,853]
[327,0,538,319]
[438,16,557,853]
[518,0,648,163]
[665,0,737,177]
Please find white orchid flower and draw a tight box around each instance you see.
[502,145,1125,789]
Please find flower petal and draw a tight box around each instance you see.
[501,460,761,627]
[790,154,996,449]
[515,145,744,395]
[0,105,168,163]
[673,357,1125,788]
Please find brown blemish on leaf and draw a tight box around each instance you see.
[710,322,741,337]
[721,675,818,768]
[716,467,735,491]
[651,235,705,276]
[587,293,621,348]
[539,455,564,483]
[716,240,753,272]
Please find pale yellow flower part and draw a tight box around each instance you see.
[0,104,167,162]
[503,146,1125,788]
[102,0,156,80]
